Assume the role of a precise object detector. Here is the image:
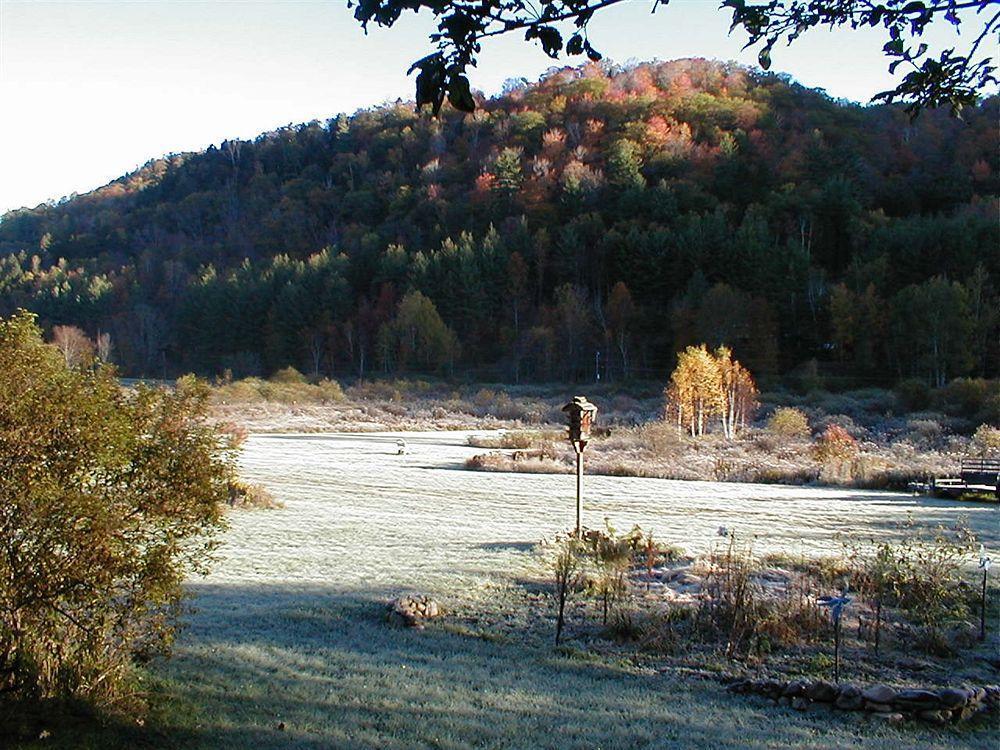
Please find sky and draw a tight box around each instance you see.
[0,0,990,213]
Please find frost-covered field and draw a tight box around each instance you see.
[155,432,999,749]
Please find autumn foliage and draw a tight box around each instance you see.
[664,345,758,438]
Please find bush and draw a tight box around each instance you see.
[227,480,281,510]
[904,418,945,449]
[971,423,1000,456]
[895,378,931,411]
[813,425,859,463]
[269,366,308,384]
[846,522,977,654]
[934,378,997,420]
[766,407,810,439]
[0,312,231,711]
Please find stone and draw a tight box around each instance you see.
[762,680,784,697]
[938,688,969,709]
[727,679,751,694]
[917,709,951,725]
[783,680,808,698]
[894,689,941,710]
[791,696,810,711]
[862,685,897,704]
[836,686,864,711]
[805,680,838,702]
[390,594,443,627]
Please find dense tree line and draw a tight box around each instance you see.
[0,59,997,386]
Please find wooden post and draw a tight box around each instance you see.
[981,566,989,641]
[575,443,583,537]
[833,617,841,683]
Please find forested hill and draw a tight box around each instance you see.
[1,58,997,385]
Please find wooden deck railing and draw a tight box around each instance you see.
[961,457,1000,473]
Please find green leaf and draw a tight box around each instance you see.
[526,26,563,59]
[447,75,476,113]
[758,45,771,70]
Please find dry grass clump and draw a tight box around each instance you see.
[226,480,282,510]
[212,374,346,404]
[466,430,561,450]
[465,451,564,473]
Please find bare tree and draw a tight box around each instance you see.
[95,331,113,363]
[51,325,94,368]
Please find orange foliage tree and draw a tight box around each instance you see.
[665,344,758,439]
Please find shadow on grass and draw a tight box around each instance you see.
[474,541,537,552]
[12,583,998,750]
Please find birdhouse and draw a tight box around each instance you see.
[562,395,598,445]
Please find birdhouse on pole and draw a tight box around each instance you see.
[563,395,598,449]
[562,395,598,537]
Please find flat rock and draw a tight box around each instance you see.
[805,680,838,702]
[862,685,897,704]
[783,680,808,698]
[894,689,940,709]
[836,686,863,711]
[938,688,969,709]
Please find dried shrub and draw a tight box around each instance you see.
[971,423,1000,456]
[905,418,946,450]
[696,536,764,656]
[550,536,585,644]
[845,521,978,655]
[227,480,281,510]
[694,537,829,657]
[583,523,638,628]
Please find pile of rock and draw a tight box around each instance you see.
[389,594,442,628]
[727,678,1000,724]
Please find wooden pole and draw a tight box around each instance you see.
[575,443,583,537]
[981,567,988,641]
[834,617,841,683]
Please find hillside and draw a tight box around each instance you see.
[0,58,997,384]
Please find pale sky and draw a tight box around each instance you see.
[0,0,990,213]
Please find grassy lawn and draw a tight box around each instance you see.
[22,589,995,749]
[12,432,998,749]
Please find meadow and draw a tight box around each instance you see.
[22,430,997,749]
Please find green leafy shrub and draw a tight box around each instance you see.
[0,311,231,712]
[934,378,998,421]
[766,407,810,440]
